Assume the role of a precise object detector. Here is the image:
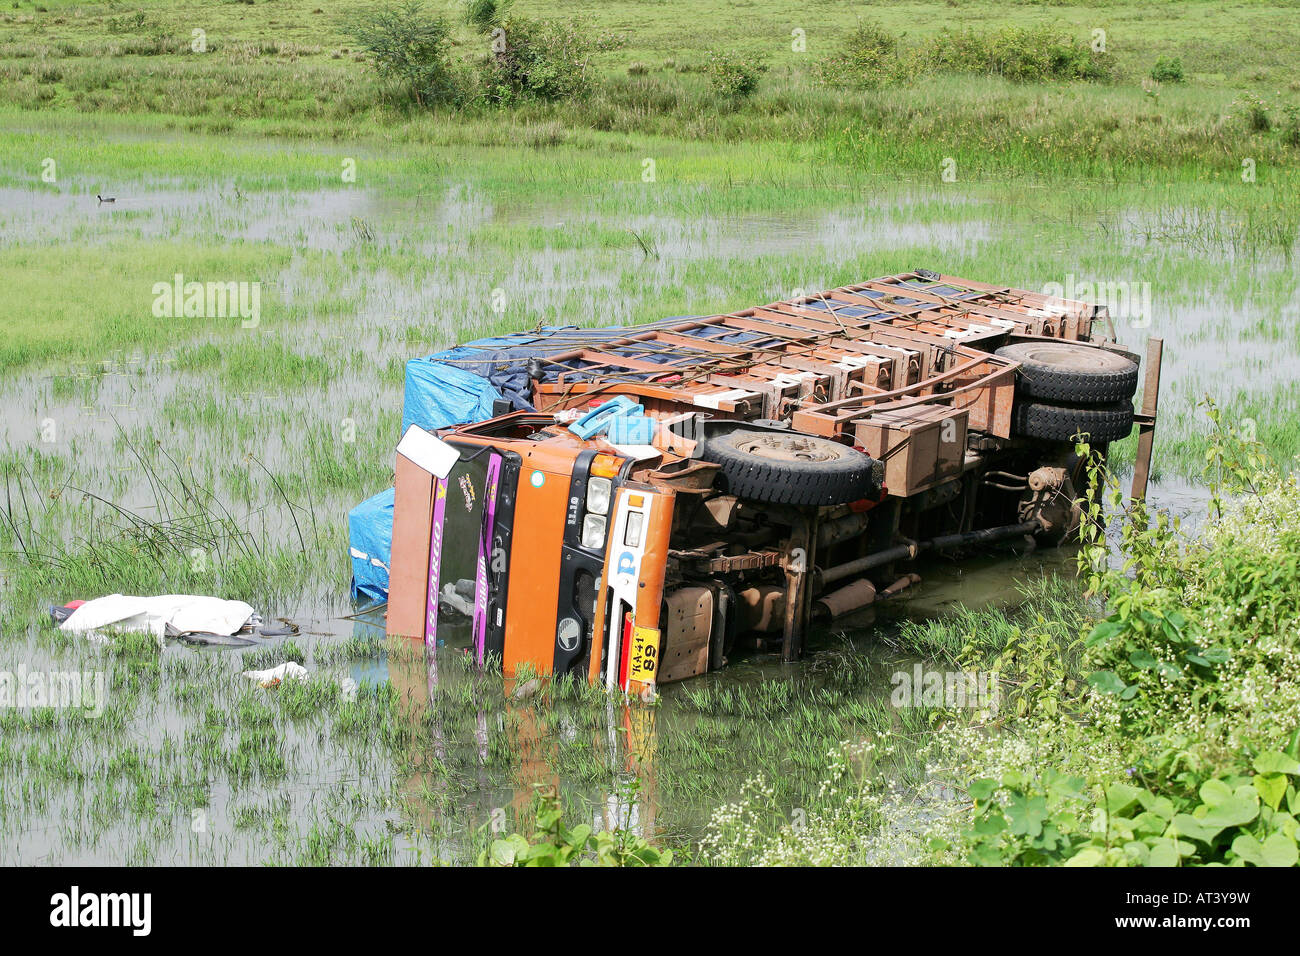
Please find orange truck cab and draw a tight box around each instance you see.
[385,412,675,696]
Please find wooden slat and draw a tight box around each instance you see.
[497,271,1105,432]
[842,285,1035,329]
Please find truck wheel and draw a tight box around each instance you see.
[1012,400,1135,444]
[995,342,1138,404]
[699,429,878,506]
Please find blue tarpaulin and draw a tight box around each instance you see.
[403,330,584,418]
[348,487,393,603]
[401,355,505,437]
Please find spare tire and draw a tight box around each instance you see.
[1012,400,1135,444]
[995,342,1138,404]
[699,429,879,506]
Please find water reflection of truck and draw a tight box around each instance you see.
[385,629,661,849]
[376,271,1161,695]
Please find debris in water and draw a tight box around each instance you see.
[511,678,542,701]
[242,661,309,688]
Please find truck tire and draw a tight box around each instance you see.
[1012,400,1135,444]
[699,429,878,507]
[995,342,1138,404]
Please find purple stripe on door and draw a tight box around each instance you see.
[473,453,502,665]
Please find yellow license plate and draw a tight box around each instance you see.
[627,626,660,684]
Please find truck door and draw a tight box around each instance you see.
[424,443,520,665]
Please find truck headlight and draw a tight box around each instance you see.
[581,513,607,550]
[624,511,644,548]
[586,476,612,516]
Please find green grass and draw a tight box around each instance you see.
[3,0,1297,89]
[0,602,936,863]
[1,1,1298,177]
[892,574,1092,661]
[0,241,292,371]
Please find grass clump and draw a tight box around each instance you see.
[922,24,1111,82]
[703,50,762,99]
[1150,56,1185,84]
[0,432,320,616]
[820,22,901,89]
[822,21,1110,90]
[314,633,386,666]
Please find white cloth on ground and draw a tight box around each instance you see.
[59,594,257,640]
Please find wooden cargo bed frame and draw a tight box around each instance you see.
[528,271,1104,441]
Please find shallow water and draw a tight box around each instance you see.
[2,493,1187,866]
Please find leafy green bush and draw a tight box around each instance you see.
[1150,56,1185,83]
[480,785,672,866]
[703,50,762,99]
[820,23,1110,90]
[106,11,149,35]
[346,0,459,106]
[819,23,901,89]
[464,0,512,32]
[479,17,593,104]
[1079,405,1300,749]
[962,610,1085,721]
[963,746,1300,867]
[965,414,1300,866]
[704,408,1300,867]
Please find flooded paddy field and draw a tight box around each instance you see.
[0,115,1295,863]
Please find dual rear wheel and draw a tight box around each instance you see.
[996,342,1140,444]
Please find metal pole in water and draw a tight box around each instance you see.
[1130,337,1164,502]
[781,511,816,662]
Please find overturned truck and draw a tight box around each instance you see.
[380,270,1162,695]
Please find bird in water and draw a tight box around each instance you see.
[96,194,115,204]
